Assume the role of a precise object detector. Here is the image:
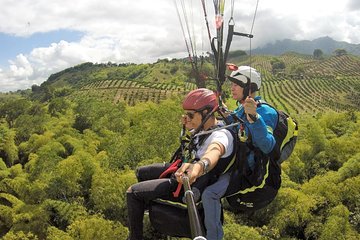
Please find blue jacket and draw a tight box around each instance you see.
[227,96,278,170]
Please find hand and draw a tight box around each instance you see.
[175,163,191,183]
[175,163,202,184]
[219,102,230,117]
[243,97,258,123]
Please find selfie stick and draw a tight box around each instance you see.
[182,175,206,240]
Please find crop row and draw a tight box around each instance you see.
[78,80,197,105]
[76,54,359,114]
[260,75,358,116]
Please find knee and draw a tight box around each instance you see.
[201,188,212,200]
[126,186,133,193]
[201,188,219,201]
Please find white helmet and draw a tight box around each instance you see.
[228,65,261,92]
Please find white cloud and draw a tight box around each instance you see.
[347,0,360,11]
[0,54,36,92]
[9,54,33,77]
[0,33,185,92]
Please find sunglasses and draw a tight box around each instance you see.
[185,111,197,119]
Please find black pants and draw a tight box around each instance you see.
[126,163,180,240]
[126,162,215,240]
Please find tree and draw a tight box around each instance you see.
[90,168,136,221]
[73,98,126,134]
[320,205,359,240]
[0,99,31,128]
[290,65,305,78]
[21,138,66,180]
[47,227,73,240]
[337,153,360,181]
[2,231,39,240]
[341,176,360,232]
[169,65,179,75]
[333,48,347,56]
[270,58,286,74]
[66,215,128,240]
[31,84,41,93]
[14,112,48,144]
[48,98,70,117]
[228,50,247,59]
[9,204,50,239]
[0,124,18,167]
[53,87,73,98]
[268,188,317,236]
[313,49,323,59]
[104,99,181,169]
[47,154,85,200]
[223,224,262,240]
[302,171,341,207]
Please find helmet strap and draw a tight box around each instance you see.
[192,106,219,135]
[242,78,251,101]
[242,86,250,101]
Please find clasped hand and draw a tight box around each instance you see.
[243,97,258,123]
[175,162,201,185]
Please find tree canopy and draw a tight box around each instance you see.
[0,92,359,239]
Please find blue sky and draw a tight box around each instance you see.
[0,30,83,68]
[0,0,359,92]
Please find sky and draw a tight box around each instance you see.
[0,0,359,92]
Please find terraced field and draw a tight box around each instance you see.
[74,53,360,115]
[241,54,360,115]
[77,79,197,105]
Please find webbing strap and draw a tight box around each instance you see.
[159,159,182,178]
[223,20,234,67]
[158,159,183,198]
[173,182,183,198]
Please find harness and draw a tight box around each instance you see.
[160,122,236,199]
[225,100,282,195]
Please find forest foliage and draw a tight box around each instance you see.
[0,54,360,239]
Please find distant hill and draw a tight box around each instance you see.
[252,36,360,56]
[30,52,360,114]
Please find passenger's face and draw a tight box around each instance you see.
[231,82,244,101]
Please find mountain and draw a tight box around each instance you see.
[252,36,360,56]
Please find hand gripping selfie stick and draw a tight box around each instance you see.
[182,175,206,240]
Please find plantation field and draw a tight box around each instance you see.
[72,53,360,116]
[235,54,360,115]
[77,79,197,105]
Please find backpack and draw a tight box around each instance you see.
[263,102,299,164]
[225,102,298,212]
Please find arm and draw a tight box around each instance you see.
[247,116,276,153]
[175,142,225,184]
[243,97,276,153]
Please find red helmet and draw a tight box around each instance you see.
[182,88,218,111]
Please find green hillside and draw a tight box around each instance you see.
[236,53,360,114]
[35,52,360,115]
